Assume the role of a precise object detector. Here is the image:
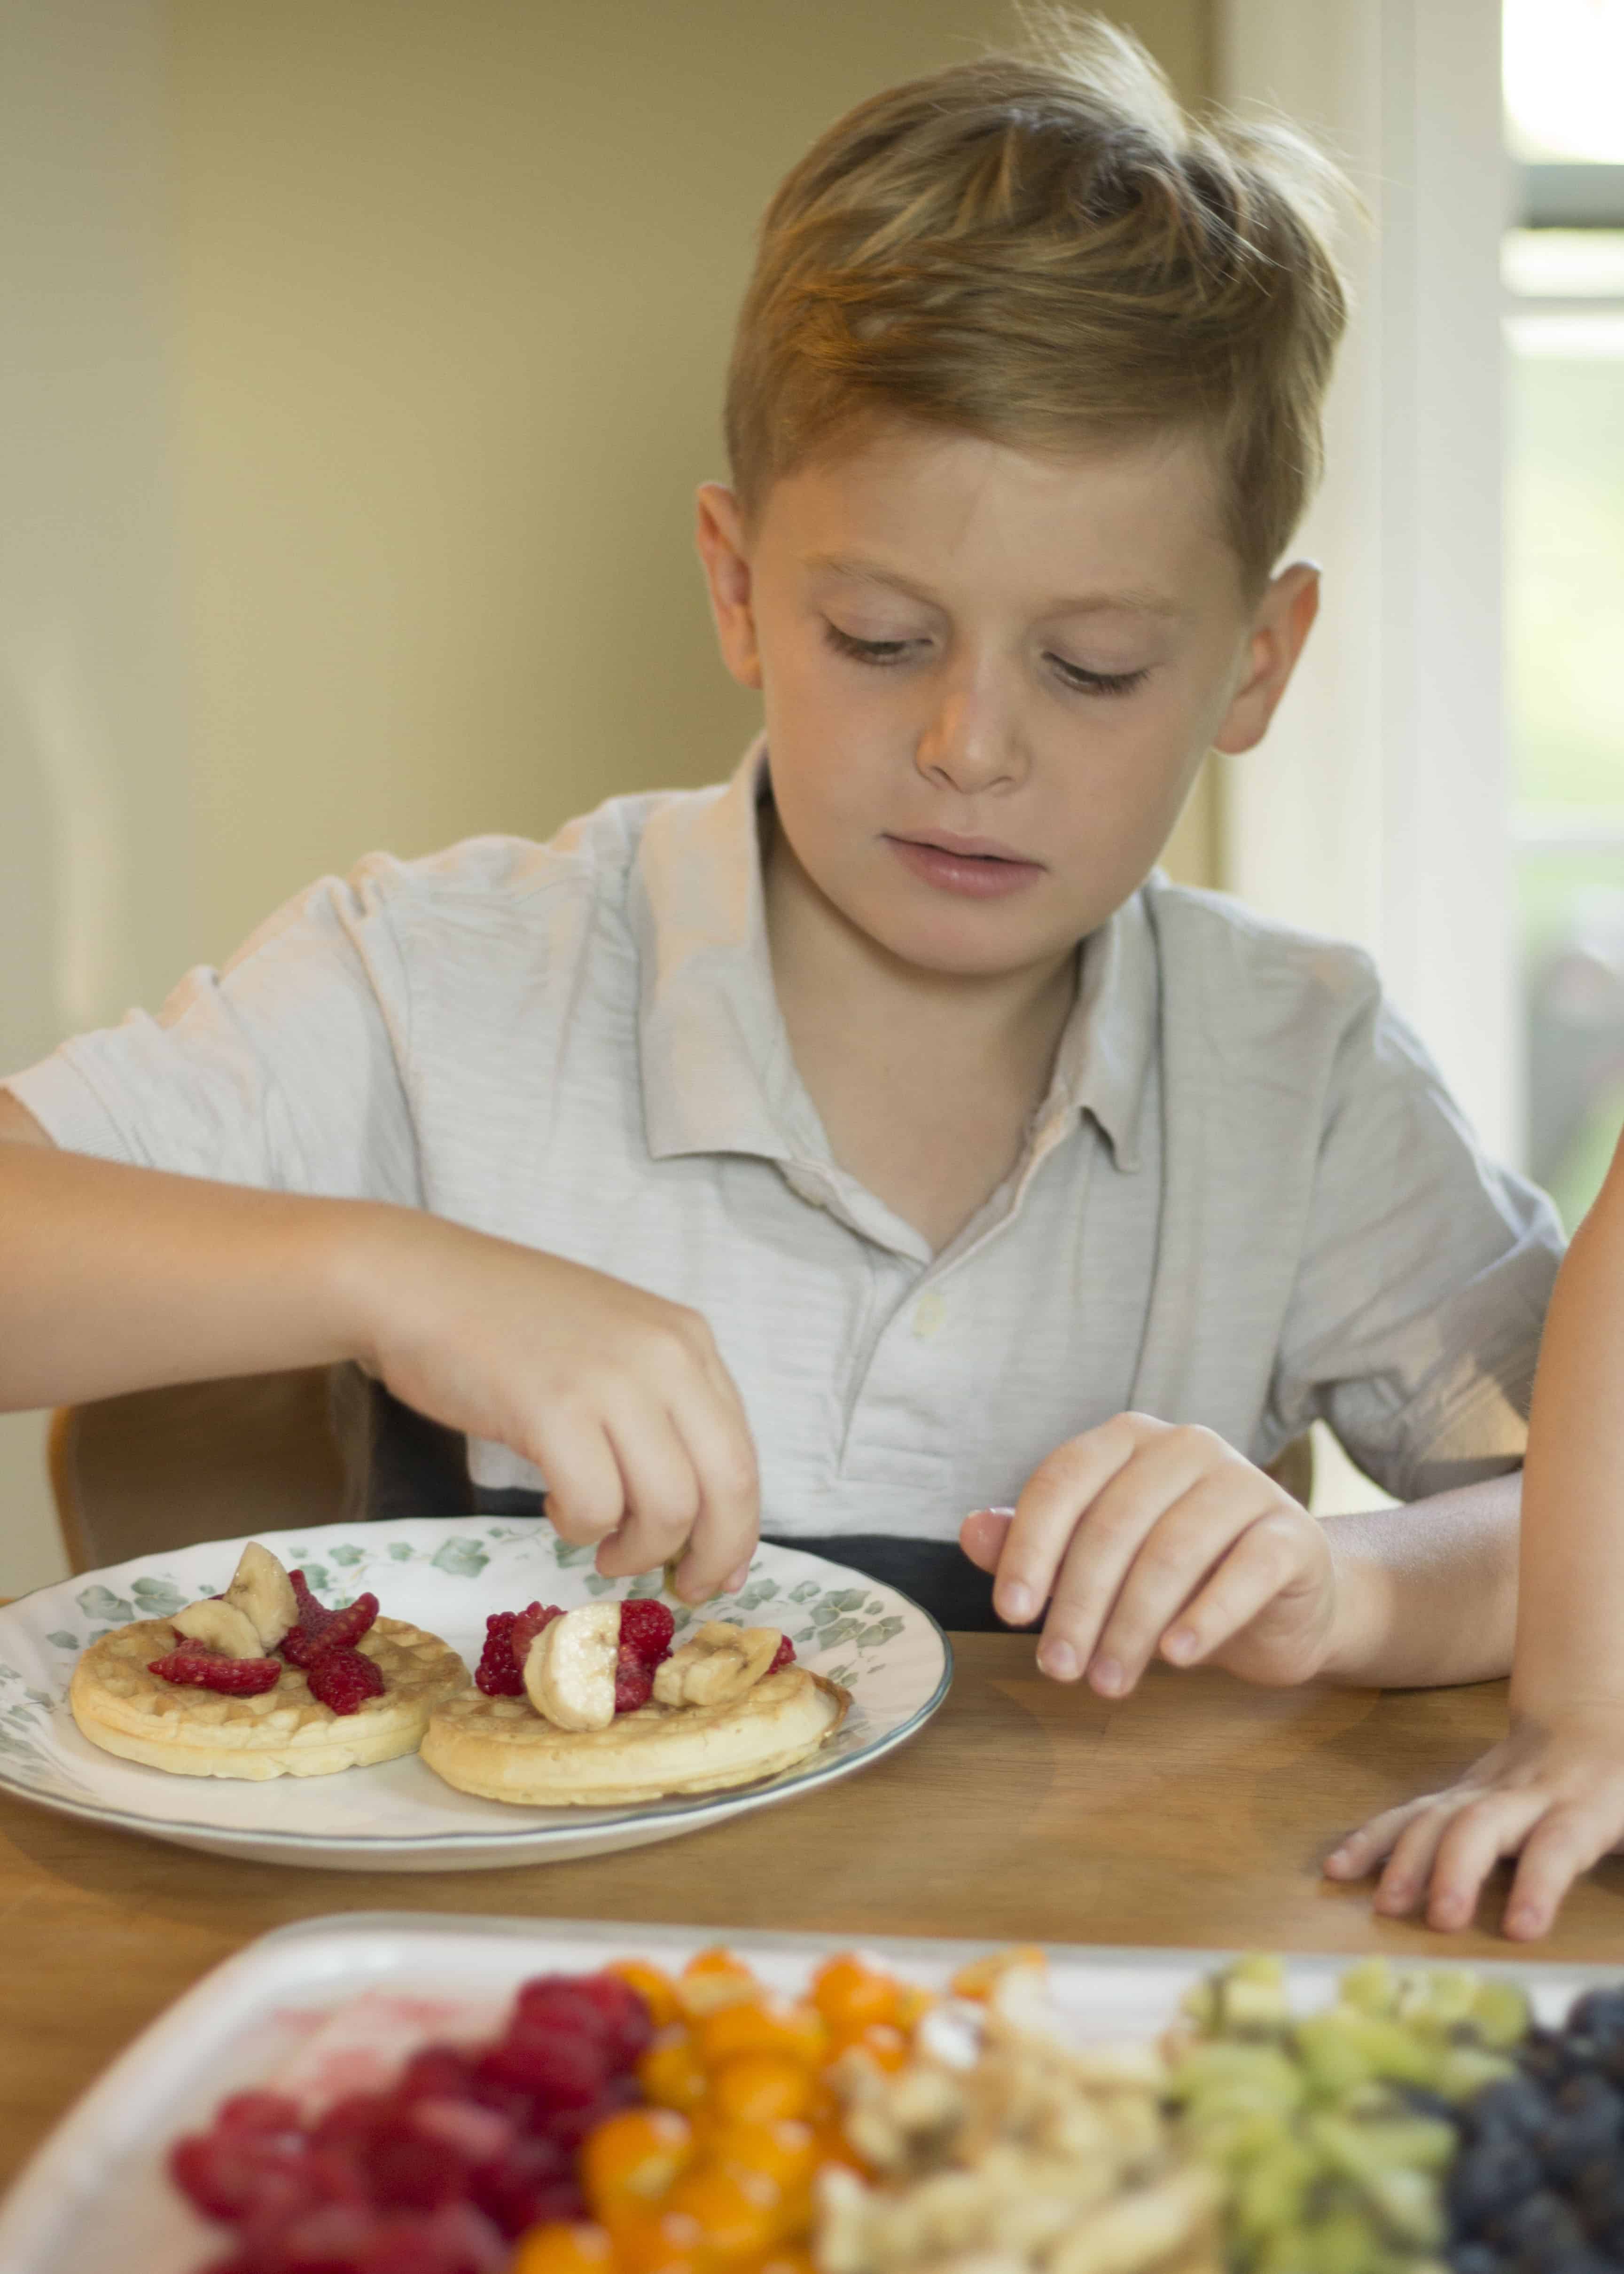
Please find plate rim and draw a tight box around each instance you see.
[0,1522,953,1851]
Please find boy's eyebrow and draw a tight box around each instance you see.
[802,550,1188,619]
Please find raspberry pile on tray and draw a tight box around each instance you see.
[172,1968,656,2274]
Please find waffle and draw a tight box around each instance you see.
[420,1664,849,1807]
[70,1616,467,1780]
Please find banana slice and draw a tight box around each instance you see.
[653,1622,781,1708]
[523,1603,620,1730]
[222,1541,298,1652]
[171,1597,267,1659]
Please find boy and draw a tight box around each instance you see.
[0,22,1561,1707]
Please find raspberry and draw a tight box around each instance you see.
[305,1645,386,1716]
[618,1598,675,1666]
[149,1648,283,1695]
[281,1572,381,1668]
[477,2025,610,2109]
[769,1633,795,1673]
[474,1602,562,1697]
[613,1650,654,1715]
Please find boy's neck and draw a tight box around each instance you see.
[760,808,1082,1252]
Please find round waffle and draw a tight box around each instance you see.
[70,1616,467,1780]
[420,1665,849,1807]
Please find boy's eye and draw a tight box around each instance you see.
[822,620,917,666]
[1048,655,1150,699]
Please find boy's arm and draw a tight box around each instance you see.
[1324,1130,1624,1936]
[0,1096,759,1599]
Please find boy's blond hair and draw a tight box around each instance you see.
[724,11,1350,588]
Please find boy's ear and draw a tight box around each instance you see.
[1210,561,1320,756]
[695,483,763,692]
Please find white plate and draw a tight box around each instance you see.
[0,1910,1615,2274]
[0,1517,950,1870]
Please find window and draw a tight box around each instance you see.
[1504,0,1624,1227]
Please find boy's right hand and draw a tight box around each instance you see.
[351,1211,760,1602]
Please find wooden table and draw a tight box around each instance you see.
[6,1635,1624,2195]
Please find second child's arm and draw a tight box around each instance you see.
[0,1096,759,1598]
[1323,1128,1624,1936]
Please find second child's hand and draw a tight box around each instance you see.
[959,1412,1339,1693]
[350,1211,760,1603]
[1323,1705,1624,1938]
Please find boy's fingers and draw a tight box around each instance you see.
[1152,1509,1312,1675]
[1504,1804,1619,1939]
[1425,1792,1550,1930]
[535,1413,626,1545]
[593,1406,701,1576]
[960,1506,1015,1579]
[1091,1482,1288,1690]
[993,1420,1146,1624]
[668,1395,761,1604]
[1037,1434,1242,1679]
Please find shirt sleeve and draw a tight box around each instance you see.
[1,859,423,1206]
[1266,982,1564,1502]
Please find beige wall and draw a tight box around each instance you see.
[2,0,1214,1594]
[172,0,1218,967]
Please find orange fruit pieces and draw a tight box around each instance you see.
[640,2028,710,2113]
[831,2022,909,2074]
[581,2107,694,2212]
[601,2204,709,2274]
[710,2117,818,2194]
[810,1954,901,2036]
[510,2222,615,2274]
[679,1949,762,2016]
[709,2050,818,2127]
[695,1997,827,2070]
[664,2161,781,2260]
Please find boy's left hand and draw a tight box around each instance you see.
[960,1412,1337,1694]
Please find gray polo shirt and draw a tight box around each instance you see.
[5,741,1562,1536]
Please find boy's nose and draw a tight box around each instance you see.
[913,687,1026,795]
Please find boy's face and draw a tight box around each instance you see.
[696,423,1316,979]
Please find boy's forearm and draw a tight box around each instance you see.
[1315,1471,1521,1689]
[0,1141,393,1410]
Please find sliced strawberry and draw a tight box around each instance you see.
[769,1634,795,1673]
[281,1573,380,1668]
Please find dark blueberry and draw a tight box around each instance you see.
[1487,2189,1589,2257]
[1570,1990,1624,2040]
[1449,2134,1546,2234]
[1540,2075,1624,2182]
[1575,2156,1624,2255]
[1449,2248,1507,2274]
[1406,2084,1468,2125]
[1478,2078,1559,2145]
[1521,2029,1577,2089]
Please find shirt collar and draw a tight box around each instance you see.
[632,732,1155,1176]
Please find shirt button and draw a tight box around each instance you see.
[913,1287,948,1339]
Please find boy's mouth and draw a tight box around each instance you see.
[882,830,1046,900]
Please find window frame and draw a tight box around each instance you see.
[1215,0,1518,1162]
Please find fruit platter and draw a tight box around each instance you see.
[4,1916,1624,2274]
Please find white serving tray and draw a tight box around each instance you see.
[1,1912,1618,2274]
